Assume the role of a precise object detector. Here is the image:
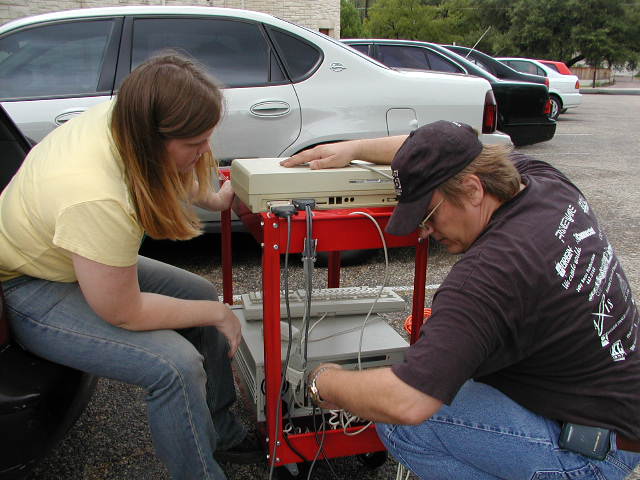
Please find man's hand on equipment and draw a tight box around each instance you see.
[280,140,362,170]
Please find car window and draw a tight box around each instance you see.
[424,51,463,73]
[131,18,276,87]
[506,60,545,77]
[0,20,114,99]
[378,45,428,69]
[545,63,560,73]
[348,43,369,55]
[267,28,321,82]
[377,45,462,74]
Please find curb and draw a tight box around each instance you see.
[580,88,640,95]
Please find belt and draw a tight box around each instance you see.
[617,434,640,453]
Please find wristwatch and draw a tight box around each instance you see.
[307,366,332,405]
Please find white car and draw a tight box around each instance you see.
[496,57,581,120]
[0,6,509,230]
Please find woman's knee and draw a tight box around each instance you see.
[146,338,207,392]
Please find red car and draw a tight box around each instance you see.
[537,60,574,76]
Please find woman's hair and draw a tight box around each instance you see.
[439,143,520,206]
[111,53,223,240]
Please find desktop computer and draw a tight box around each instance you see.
[231,306,408,422]
[230,158,397,213]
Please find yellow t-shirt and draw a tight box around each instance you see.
[0,101,144,282]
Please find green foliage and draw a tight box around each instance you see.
[340,0,369,38]
[339,0,640,68]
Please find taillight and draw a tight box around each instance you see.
[544,99,552,115]
[545,77,550,87]
[575,79,580,89]
[483,90,497,133]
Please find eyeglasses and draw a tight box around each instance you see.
[418,198,444,230]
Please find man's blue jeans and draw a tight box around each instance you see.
[377,380,640,479]
[3,256,245,480]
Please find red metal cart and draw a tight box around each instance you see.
[220,199,429,468]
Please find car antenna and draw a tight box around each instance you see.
[464,26,491,58]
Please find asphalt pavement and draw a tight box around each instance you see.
[26,92,640,480]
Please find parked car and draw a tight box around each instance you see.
[537,59,574,76]
[0,6,509,232]
[0,104,97,480]
[343,39,555,147]
[442,45,549,87]
[496,57,582,120]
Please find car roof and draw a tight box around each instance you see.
[343,38,501,82]
[0,5,281,33]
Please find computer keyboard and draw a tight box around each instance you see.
[240,286,406,321]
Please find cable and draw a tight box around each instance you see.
[301,204,316,366]
[307,316,385,343]
[396,463,412,480]
[348,211,390,371]
[349,160,394,180]
[268,213,294,480]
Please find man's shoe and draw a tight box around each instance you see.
[214,433,264,465]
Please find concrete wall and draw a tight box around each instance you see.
[0,0,340,37]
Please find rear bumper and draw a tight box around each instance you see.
[480,131,513,145]
[559,92,582,109]
[501,120,557,147]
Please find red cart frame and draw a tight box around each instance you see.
[220,200,429,467]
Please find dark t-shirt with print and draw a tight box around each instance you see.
[392,153,640,440]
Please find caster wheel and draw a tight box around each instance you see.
[274,462,309,479]
[357,450,388,469]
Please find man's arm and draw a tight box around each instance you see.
[311,364,442,425]
[71,253,241,356]
[280,135,408,170]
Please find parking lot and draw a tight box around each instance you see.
[27,93,640,480]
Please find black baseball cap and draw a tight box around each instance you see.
[386,120,482,236]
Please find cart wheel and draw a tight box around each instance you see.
[357,450,388,469]
[274,462,309,479]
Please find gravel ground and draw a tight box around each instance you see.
[26,94,640,480]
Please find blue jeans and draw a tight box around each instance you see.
[377,380,640,479]
[3,256,245,480]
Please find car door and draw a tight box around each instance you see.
[0,18,122,142]
[120,15,302,166]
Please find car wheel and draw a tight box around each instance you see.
[548,95,561,120]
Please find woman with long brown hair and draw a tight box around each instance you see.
[0,54,259,479]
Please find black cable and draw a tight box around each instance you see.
[307,406,326,480]
[302,204,314,364]
[282,430,310,464]
[268,214,294,480]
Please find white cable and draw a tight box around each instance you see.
[349,160,394,180]
[307,317,384,343]
[348,211,390,370]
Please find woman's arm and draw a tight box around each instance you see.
[280,135,409,169]
[71,253,241,356]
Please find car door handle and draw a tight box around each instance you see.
[249,101,290,117]
[54,109,86,126]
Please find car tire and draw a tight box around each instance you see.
[549,95,562,120]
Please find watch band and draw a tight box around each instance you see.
[308,366,333,405]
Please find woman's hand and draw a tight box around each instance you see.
[215,304,242,357]
[192,179,234,212]
[216,179,234,211]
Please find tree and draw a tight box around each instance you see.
[340,0,369,38]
